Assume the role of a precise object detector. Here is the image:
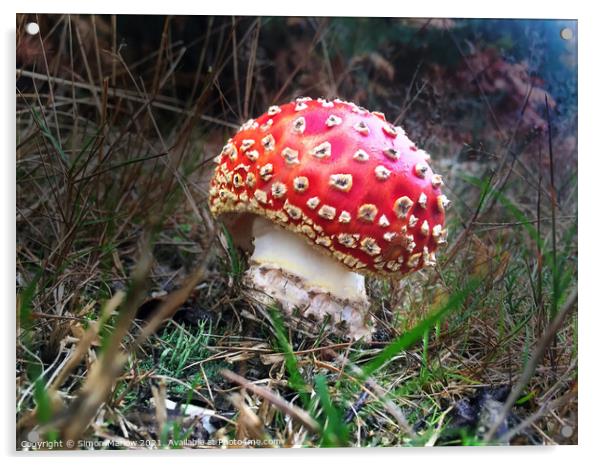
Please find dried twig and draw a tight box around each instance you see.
[221,369,320,434]
[483,287,577,442]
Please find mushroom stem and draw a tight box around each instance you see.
[244,217,372,340]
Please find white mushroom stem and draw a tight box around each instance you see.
[244,217,372,340]
[251,217,366,301]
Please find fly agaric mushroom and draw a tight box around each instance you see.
[209,97,449,340]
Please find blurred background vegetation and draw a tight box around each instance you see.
[16,15,577,449]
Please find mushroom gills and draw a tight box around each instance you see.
[244,217,372,340]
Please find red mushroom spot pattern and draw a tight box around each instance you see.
[209,97,449,276]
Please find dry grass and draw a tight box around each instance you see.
[16,14,577,449]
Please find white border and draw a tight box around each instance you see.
[4,1,598,464]
[8,0,582,18]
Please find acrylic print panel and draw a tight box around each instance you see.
[16,15,577,450]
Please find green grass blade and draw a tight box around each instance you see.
[314,375,349,447]
[361,278,481,379]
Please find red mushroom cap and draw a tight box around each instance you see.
[209,97,449,276]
